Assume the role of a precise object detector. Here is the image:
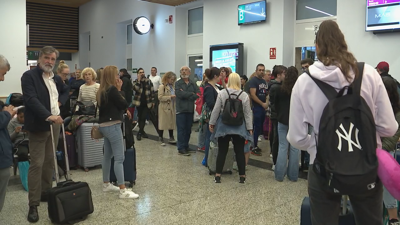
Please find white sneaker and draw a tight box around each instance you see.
[272,165,275,171]
[103,183,120,192]
[119,189,139,199]
[258,136,262,141]
[145,120,149,125]
[161,142,166,146]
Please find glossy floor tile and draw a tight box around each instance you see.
[0,122,308,224]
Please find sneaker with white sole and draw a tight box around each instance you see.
[103,183,120,192]
[119,189,139,199]
[272,165,275,171]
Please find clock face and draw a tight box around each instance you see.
[134,17,151,35]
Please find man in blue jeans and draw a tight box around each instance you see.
[249,64,269,156]
[175,66,199,156]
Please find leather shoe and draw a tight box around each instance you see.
[137,133,142,141]
[27,206,39,223]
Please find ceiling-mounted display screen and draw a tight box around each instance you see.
[238,0,267,25]
[366,0,400,32]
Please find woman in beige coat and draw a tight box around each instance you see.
[158,72,177,146]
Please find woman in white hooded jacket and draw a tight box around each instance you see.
[287,20,397,225]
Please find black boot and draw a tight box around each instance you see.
[137,133,142,141]
[27,205,39,223]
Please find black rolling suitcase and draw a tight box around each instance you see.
[47,123,94,224]
[300,195,355,225]
[110,114,137,187]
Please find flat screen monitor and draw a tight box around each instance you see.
[238,1,266,25]
[210,43,244,76]
[366,0,400,32]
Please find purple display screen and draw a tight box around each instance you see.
[368,0,400,6]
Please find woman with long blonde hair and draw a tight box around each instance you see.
[97,65,139,199]
[209,73,253,184]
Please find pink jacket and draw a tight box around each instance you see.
[287,61,398,164]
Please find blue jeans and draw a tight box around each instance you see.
[275,122,299,181]
[99,124,125,186]
[383,151,398,209]
[203,123,212,163]
[252,106,265,148]
[176,113,194,151]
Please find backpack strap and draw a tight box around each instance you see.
[237,91,243,99]
[306,70,338,100]
[225,89,231,99]
[351,62,365,96]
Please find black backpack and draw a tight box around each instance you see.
[307,62,378,195]
[221,89,245,126]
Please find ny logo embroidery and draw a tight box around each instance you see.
[231,112,238,118]
[336,123,361,152]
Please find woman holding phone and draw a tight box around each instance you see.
[97,65,139,199]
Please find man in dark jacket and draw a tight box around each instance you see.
[175,66,200,156]
[119,69,133,104]
[0,55,16,213]
[21,46,69,223]
[376,61,400,96]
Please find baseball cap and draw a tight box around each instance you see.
[376,61,389,72]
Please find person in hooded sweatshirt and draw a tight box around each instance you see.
[287,20,398,225]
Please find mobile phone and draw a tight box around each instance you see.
[13,105,24,111]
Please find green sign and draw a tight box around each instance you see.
[238,5,246,24]
[27,51,39,60]
[132,68,138,73]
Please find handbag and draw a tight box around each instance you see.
[91,125,103,139]
[91,104,103,139]
[75,101,96,115]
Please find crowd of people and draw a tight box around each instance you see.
[0,19,399,224]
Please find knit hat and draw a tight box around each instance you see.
[376,61,389,72]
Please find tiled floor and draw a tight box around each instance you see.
[1,123,308,224]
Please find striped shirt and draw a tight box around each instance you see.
[78,83,100,105]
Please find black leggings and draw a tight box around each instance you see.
[216,135,246,176]
[159,130,174,139]
[137,105,160,136]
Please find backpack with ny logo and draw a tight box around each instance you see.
[307,62,378,195]
[221,89,245,126]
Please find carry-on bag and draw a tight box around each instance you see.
[47,123,94,224]
[110,114,137,187]
[207,141,235,175]
[58,131,78,169]
[76,123,104,171]
[300,195,355,225]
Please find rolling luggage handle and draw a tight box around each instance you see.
[50,122,70,183]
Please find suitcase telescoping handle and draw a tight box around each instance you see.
[49,122,70,183]
[341,195,348,215]
[123,113,127,151]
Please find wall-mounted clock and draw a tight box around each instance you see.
[133,16,152,35]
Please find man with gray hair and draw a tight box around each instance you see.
[21,46,69,223]
[0,55,10,81]
[0,55,16,212]
[175,66,199,156]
